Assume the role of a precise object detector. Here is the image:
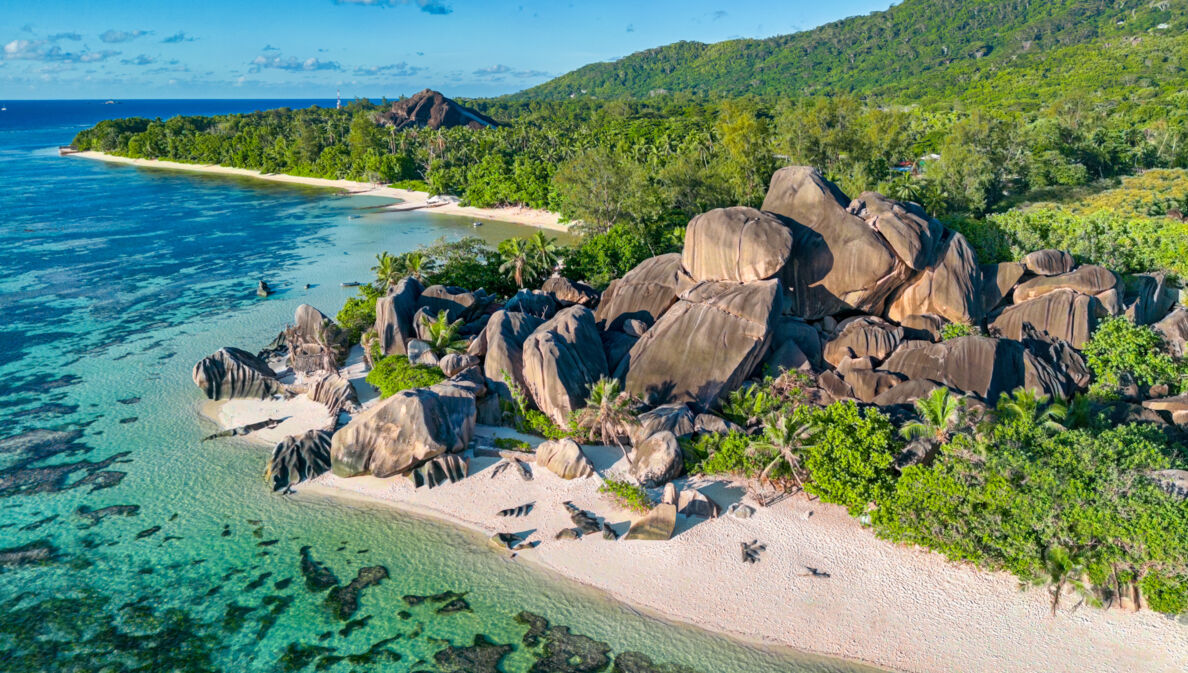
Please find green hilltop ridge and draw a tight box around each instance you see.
[517,0,1187,109]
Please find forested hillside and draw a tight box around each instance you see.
[519,0,1187,109]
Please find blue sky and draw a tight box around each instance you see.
[1,0,893,99]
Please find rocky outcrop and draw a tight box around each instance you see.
[762,166,909,319]
[1013,265,1120,305]
[694,413,742,435]
[763,315,823,372]
[439,353,479,378]
[1019,324,1090,396]
[630,430,683,485]
[535,438,595,479]
[521,306,609,425]
[595,253,694,331]
[376,276,423,357]
[1125,272,1180,325]
[823,316,903,367]
[843,369,905,404]
[330,382,476,478]
[624,504,677,541]
[885,232,983,324]
[980,262,1027,315]
[872,379,944,407]
[991,289,1106,348]
[1155,308,1188,357]
[618,280,779,410]
[480,310,544,401]
[849,191,944,271]
[681,207,794,283]
[628,403,695,446]
[382,89,499,131]
[193,347,282,400]
[307,372,360,421]
[880,336,1058,403]
[542,276,600,307]
[1023,249,1075,276]
[419,285,490,323]
[410,454,469,489]
[289,304,350,374]
[268,429,332,492]
[505,290,556,319]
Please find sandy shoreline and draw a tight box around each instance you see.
[69,150,569,232]
[206,391,1188,673]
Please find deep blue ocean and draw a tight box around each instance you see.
[0,100,876,672]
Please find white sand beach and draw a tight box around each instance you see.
[70,151,569,232]
[204,384,1188,673]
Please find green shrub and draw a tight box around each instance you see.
[798,402,899,516]
[365,354,445,398]
[502,372,571,440]
[599,478,653,513]
[1140,573,1188,615]
[720,383,781,427]
[1082,316,1185,394]
[686,431,772,477]
[493,437,532,452]
[388,178,431,192]
[940,322,978,341]
[336,284,382,343]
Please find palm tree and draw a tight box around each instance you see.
[421,310,467,356]
[403,251,432,282]
[900,387,964,443]
[573,377,636,466]
[499,237,531,289]
[756,413,815,492]
[371,251,401,291]
[1028,545,1091,617]
[997,388,1068,433]
[527,230,559,278]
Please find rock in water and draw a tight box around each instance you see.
[256,280,272,297]
[325,565,389,620]
[433,634,513,673]
[535,439,595,479]
[542,275,600,307]
[521,306,609,426]
[267,430,332,492]
[289,304,350,374]
[681,206,794,283]
[480,310,545,402]
[761,166,908,319]
[595,253,695,332]
[330,382,476,478]
[630,431,683,486]
[619,280,779,410]
[624,504,677,541]
[192,347,282,400]
[410,454,469,488]
[299,546,338,591]
[376,276,422,357]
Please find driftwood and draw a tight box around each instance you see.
[202,418,283,441]
[473,447,536,462]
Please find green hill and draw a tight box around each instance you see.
[516,0,1186,109]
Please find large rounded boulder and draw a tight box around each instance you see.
[268,429,332,492]
[479,310,545,401]
[991,289,1106,348]
[193,347,282,400]
[681,207,794,283]
[376,276,423,357]
[542,276,600,307]
[618,280,780,410]
[823,316,903,367]
[330,382,476,478]
[762,167,909,319]
[630,430,683,485]
[595,253,695,332]
[879,336,1058,403]
[535,438,595,479]
[1013,265,1120,305]
[885,232,983,325]
[849,191,943,271]
[1023,249,1075,276]
[521,306,609,426]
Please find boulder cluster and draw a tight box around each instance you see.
[194,167,1188,494]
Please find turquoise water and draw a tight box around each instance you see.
[0,101,881,673]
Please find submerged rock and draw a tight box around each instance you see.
[515,611,612,673]
[325,565,389,620]
[299,546,338,591]
[434,634,513,673]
